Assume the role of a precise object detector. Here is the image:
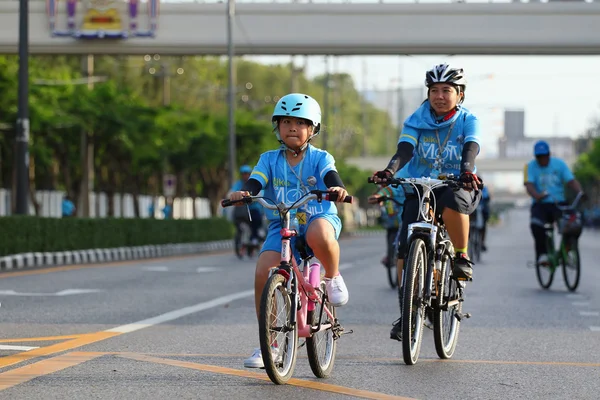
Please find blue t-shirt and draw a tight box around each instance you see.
[524,157,574,204]
[399,101,481,178]
[250,145,338,222]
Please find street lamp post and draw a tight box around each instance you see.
[15,0,29,214]
[227,0,236,189]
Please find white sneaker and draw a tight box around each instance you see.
[538,254,549,266]
[243,348,264,368]
[243,346,282,369]
[325,275,349,307]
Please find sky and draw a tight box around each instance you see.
[246,55,600,158]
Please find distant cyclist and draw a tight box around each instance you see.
[524,140,585,265]
[368,184,405,269]
[230,165,265,255]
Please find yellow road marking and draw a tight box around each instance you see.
[118,352,414,400]
[0,335,81,343]
[0,332,119,370]
[129,353,600,368]
[0,351,104,391]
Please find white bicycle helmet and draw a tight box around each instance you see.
[425,64,467,89]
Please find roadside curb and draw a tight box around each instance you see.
[0,240,233,271]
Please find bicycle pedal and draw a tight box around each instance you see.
[455,312,472,321]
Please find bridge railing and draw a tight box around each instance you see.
[7,0,596,3]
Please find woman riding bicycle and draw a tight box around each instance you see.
[228,93,350,368]
[371,63,483,341]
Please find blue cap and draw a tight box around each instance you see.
[533,140,550,156]
[239,165,252,174]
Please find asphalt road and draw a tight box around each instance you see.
[0,208,598,400]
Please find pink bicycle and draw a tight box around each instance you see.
[222,190,353,384]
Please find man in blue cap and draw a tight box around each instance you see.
[524,140,584,265]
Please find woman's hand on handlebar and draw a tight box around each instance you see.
[370,169,393,185]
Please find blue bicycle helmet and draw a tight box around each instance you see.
[533,140,550,156]
[239,165,252,174]
[271,93,322,143]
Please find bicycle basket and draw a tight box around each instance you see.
[559,211,582,236]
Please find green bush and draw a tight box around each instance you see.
[0,216,234,257]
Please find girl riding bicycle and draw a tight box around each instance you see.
[371,63,483,341]
[228,93,350,368]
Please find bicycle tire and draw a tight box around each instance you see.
[561,243,581,292]
[387,244,399,289]
[536,232,555,289]
[306,281,337,378]
[258,273,298,384]
[402,238,426,365]
[433,252,462,359]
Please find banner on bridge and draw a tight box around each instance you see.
[46,0,159,39]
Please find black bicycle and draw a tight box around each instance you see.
[369,174,479,365]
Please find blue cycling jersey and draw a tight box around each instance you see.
[250,145,339,222]
[399,101,481,178]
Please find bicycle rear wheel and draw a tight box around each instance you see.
[258,273,298,384]
[561,242,581,292]
[402,238,426,365]
[306,282,337,378]
[433,253,462,359]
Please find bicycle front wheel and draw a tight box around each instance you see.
[536,232,555,289]
[387,244,399,289]
[433,253,462,359]
[402,238,427,365]
[561,242,581,292]
[306,281,337,378]
[258,273,298,385]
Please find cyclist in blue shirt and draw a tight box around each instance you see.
[230,165,265,254]
[368,172,407,269]
[524,140,584,265]
[371,64,483,341]
[228,93,350,368]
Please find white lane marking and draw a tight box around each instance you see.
[572,302,590,307]
[107,262,355,335]
[0,345,39,351]
[579,311,600,317]
[590,327,600,332]
[106,290,254,334]
[0,289,103,296]
[142,266,170,272]
[196,267,219,273]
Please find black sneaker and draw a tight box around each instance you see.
[452,252,473,280]
[389,318,402,341]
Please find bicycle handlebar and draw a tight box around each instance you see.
[221,190,353,209]
[368,174,483,190]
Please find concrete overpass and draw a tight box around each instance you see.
[0,2,599,55]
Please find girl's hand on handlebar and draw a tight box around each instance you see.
[229,190,250,204]
[328,187,348,203]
